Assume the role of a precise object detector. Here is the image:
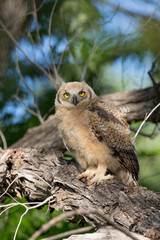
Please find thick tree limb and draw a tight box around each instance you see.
[0,147,160,239]
[63,227,150,240]
[11,115,65,150]
[12,86,159,150]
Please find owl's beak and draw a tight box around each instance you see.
[72,95,78,106]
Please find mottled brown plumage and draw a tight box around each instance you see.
[55,81,139,185]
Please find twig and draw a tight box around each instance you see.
[133,102,160,140]
[1,177,53,240]
[13,95,44,124]
[59,7,84,77]
[41,226,94,240]
[105,1,160,21]
[13,196,53,240]
[57,33,80,73]
[0,19,58,90]
[14,208,28,240]
[0,130,7,149]
[140,53,150,89]
[0,20,49,78]
[0,175,20,199]
[15,55,44,124]
[103,1,160,39]
[131,124,159,139]
[80,7,97,82]
[148,53,160,107]
[33,0,50,73]
[80,36,97,82]
[148,53,160,86]
[43,105,55,121]
[48,0,60,89]
[29,209,139,240]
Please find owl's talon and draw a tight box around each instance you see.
[76,174,84,180]
[87,174,114,186]
[87,179,99,186]
[77,167,97,181]
[87,181,94,186]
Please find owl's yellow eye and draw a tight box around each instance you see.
[63,92,70,98]
[79,91,85,97]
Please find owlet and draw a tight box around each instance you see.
[55,81,139,186]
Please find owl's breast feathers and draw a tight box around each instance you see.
[88,100,139,181]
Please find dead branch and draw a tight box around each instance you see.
[0,147,160,239]
[58,228,151,240]
[15,55,44,124]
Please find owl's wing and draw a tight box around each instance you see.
[88,101,139,180]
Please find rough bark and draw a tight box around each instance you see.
[64,227,150,240]
[12,85,159,150]
[11,115,65,150]
[0,147,160,239]
[0,0,44,81]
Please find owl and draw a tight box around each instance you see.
[55,81,139,186]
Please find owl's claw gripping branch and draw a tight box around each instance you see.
[76,166,97,181]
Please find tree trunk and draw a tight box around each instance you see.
[0,147,160,239]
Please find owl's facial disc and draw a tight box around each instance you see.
[55,82,97,108]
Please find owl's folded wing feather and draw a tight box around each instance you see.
[88,101,139,180]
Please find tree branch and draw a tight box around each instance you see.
[0,147,160,239]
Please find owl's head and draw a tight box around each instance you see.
[55,81,97,108]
